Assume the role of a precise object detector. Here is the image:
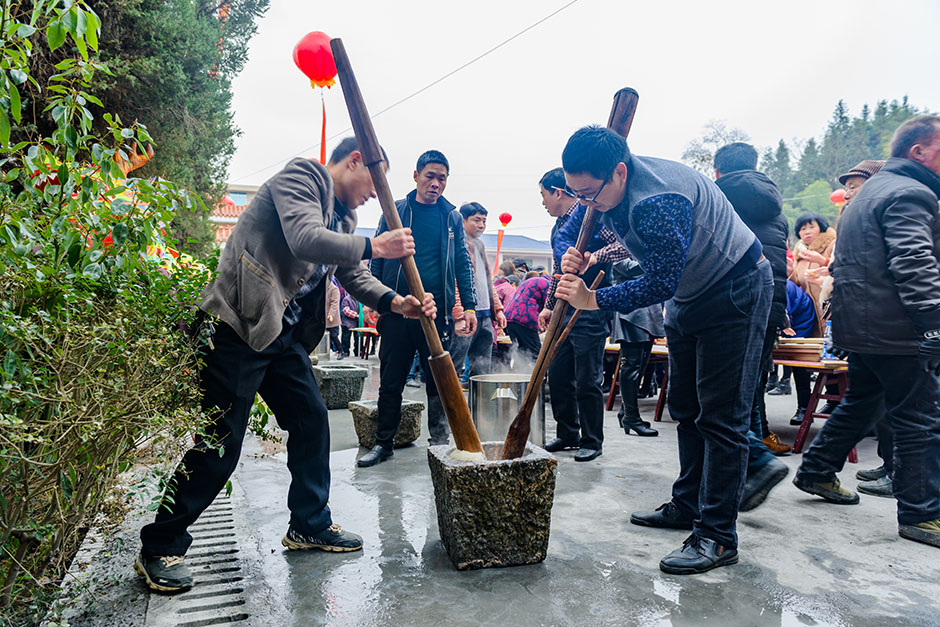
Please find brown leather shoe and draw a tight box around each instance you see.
[761,432,791,456]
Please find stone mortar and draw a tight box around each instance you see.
[427,441,557,570]
[313,364,368,410]
[348,399,425,448]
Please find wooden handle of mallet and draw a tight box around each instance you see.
[331,39,483,455]
[501,88,639,460]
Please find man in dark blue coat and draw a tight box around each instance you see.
[361,150,478,467]
[794,115,940,549]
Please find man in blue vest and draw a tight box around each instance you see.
[555,125,771,574]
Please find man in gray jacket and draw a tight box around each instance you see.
[135,138,436,592]
[793,115,940,549]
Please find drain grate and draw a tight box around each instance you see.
[145,492,252,627]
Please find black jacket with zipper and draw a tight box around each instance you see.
[370,190,476,321]
[715,169,788,328]
[831,157,940,355]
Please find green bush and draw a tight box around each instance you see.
[0,2,213,621]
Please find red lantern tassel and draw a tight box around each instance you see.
[493,228,505,275]
[319,92,327,165]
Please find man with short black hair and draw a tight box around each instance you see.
[793,115,940,548]
[450,202,506,380]
[555,125,772,574]
[363,150,477,467]
[538,167,628,462]
[135,139,435,592]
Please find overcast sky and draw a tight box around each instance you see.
[227,0,940,242]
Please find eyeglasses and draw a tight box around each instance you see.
[554,177,609,205]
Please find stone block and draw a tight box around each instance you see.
[427,441,557,570]
[347,399,425,448]
[312,364,367,410]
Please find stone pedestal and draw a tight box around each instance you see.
[348,399,425,448]
[312,364,367,410]
[427,441,557,570]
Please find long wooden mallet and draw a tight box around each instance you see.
[501,88,639,460]
[331,38,484,459]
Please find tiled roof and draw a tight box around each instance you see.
[213,203,246,219]
[353,227,550,251]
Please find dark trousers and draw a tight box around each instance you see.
[547,311,608,450]
[792,368,841,409]
[750,325,779,438]
[450,313,494,380]
[506,321,541,363]
[340,326,354,354]
[140,322,332,557]
[617,341,652,423]
[665,261,772,549]
[797,353,940,524]
[876,417,895,473]
[328,326,341,353]
[376,314,452,448]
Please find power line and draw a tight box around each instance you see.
[231,0,581,183]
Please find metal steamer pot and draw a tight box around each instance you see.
[468,374,545,446]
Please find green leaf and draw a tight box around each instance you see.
[0,109,9,147]
[47,21,66,51]
[120,128,135,139]
[3,350,15,377]
[17,24,37,38]
[112,223,129,245]
[91,143,104,163]
[9,83,21,124]
[75,10,88,37]
[111,197,130,215]
[9,70,27,85]
[57,163,69,187]
[75,36,87,61]
[85,12,100,50]
[61,10,78,35]
[82,262,102,280]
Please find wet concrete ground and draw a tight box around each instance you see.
[61,354,940,626]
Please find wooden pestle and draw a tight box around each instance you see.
[331,39,484,458]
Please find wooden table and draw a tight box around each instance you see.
[350,327,377,359]
[772,358,856,463]
[605,342,669,422]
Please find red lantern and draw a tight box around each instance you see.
[829,188,846,207]
[293,31,338,164]
[293,31,337,88]
[493,212,513,274]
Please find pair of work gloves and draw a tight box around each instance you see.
[826,329,940,375]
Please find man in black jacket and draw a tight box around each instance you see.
[794,115,940,548]
[361,150,478,467]
[713,143,791,510]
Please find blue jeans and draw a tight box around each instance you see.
[664,260,772,549]
[796,352,940,525]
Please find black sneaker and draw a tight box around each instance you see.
[281,524,363,552]
[543,437,579,453]
[134,553,193,593]
[856,465,888,481]
[740,458,789,512]
[659,534,738,575]
[789,407,807,426]
[630,501,694,530]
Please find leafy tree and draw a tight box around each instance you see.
[681,120,750,178]
[20,0,269,257]
[759,140,792,195]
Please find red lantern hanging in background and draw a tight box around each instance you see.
[829,188,846,207]
[293,31,338,164]
[493,212,513,275]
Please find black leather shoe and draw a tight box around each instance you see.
[789,407,807,426]
[356,445,393,467]
[818,401,839,415]
[630,501,694,530]
[659,534,738,575]
[740,458,789,512]
[623,416,658,437]
[543,438,579,453]
[574,447,602,462]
